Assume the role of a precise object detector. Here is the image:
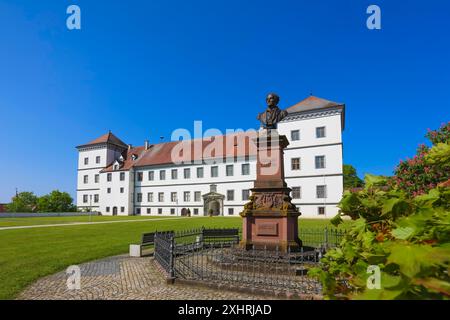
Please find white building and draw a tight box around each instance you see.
[76,96,345,218]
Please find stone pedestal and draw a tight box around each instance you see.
[240,130,302,252]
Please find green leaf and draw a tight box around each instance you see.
[330,213,343,227]
[387,244,435,278]
[365,174,387,189]
[391,226,415,240]
[382,198,400,216]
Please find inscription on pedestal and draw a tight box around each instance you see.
[256,223,279,236]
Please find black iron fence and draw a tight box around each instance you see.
[153,227,345,297]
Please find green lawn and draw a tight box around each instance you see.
[0,215,180,227]
[0,216,336,300]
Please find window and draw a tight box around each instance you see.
[121,207,125,213]
[158,208,163,215]
[197,167,204,178]
[83,195,88,203]
[137,172,143,182]
[316,126,326,138]
[171,192,178,202]
[184,168,191,179]
[148,192,153,202]
[107,173,112,182]
[107,188,111,194]
[148,171,154,181]
[226,165,234,177]
[242,163,250,175]
[95,174,99,183]
[184,191,190,202]
[291,158,301,170]
[171,169,178,180]
[160,170,166,180]
[242,190,250,201]
[292,187,301,199]
[227,190,235,201]
[146,208,151,214]
[158,192,164,202]
[120,187,124,193]
[106,207,110,213]
[318,207,326,215]
[96,156,101,164]
[211,166,219,177]
[316,185,327,198]
[94,194,99,203]
[291,130,300,141]
[120,172,125,181]
[228,208,234,215]
[194,208,199,215]
[83,175,88,184]
[315,155,326,169]
[170,208,175,215]
[194,191,201,202]
[113,164,119,171]
[84,157,89,165]
[137,193,142,203]
[136,208,141,215]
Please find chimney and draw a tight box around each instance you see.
[145,140,149,150]
[128,144,132,151]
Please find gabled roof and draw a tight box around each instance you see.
[102,146,146,172]
[134,132,257,168]
[77,131,128,149]
[286,96,344,114]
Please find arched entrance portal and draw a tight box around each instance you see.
[202,184,225,216]
[113,207,118,216]
[208,201,221,216]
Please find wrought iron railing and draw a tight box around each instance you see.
[153,227,345,296]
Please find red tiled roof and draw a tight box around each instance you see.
[102,131,258,171]
[78,132,128,148]
[140,132,257,166]
[102,146,146,172]
[286,96,343,114]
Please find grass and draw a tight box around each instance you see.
[0,216,337,300]
[0,215,180,227]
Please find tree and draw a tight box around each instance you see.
[393,121,450,197]
[37,190,77,212]
[7,192,38,213]
[343,164,364,190]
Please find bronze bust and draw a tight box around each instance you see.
[257,93,288,129]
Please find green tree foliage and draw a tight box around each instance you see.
[37,190,77,213]
[309,177,450,299]
[343,164,364,190]
[309,123,450,300]
[6,190,76,213]
[6,192,38,213]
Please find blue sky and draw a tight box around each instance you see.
[0,0,449,202]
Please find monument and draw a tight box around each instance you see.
[240,93,302,252]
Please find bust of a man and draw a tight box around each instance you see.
[257,93,288,129]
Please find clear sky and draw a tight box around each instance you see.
[0,0,449,203]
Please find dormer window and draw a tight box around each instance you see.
[113,160,121,171]
[119,155,124,162]
[131,154,138,161]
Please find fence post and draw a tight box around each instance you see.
[324,226,329,250]
[167,234,176,284]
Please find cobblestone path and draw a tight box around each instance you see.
[18,255,275,300]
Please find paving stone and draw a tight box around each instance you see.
[18,255,277,300]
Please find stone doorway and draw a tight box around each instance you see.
[202,184,225,216]
[113,207,118,216]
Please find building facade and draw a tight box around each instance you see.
[76,96,345,218]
